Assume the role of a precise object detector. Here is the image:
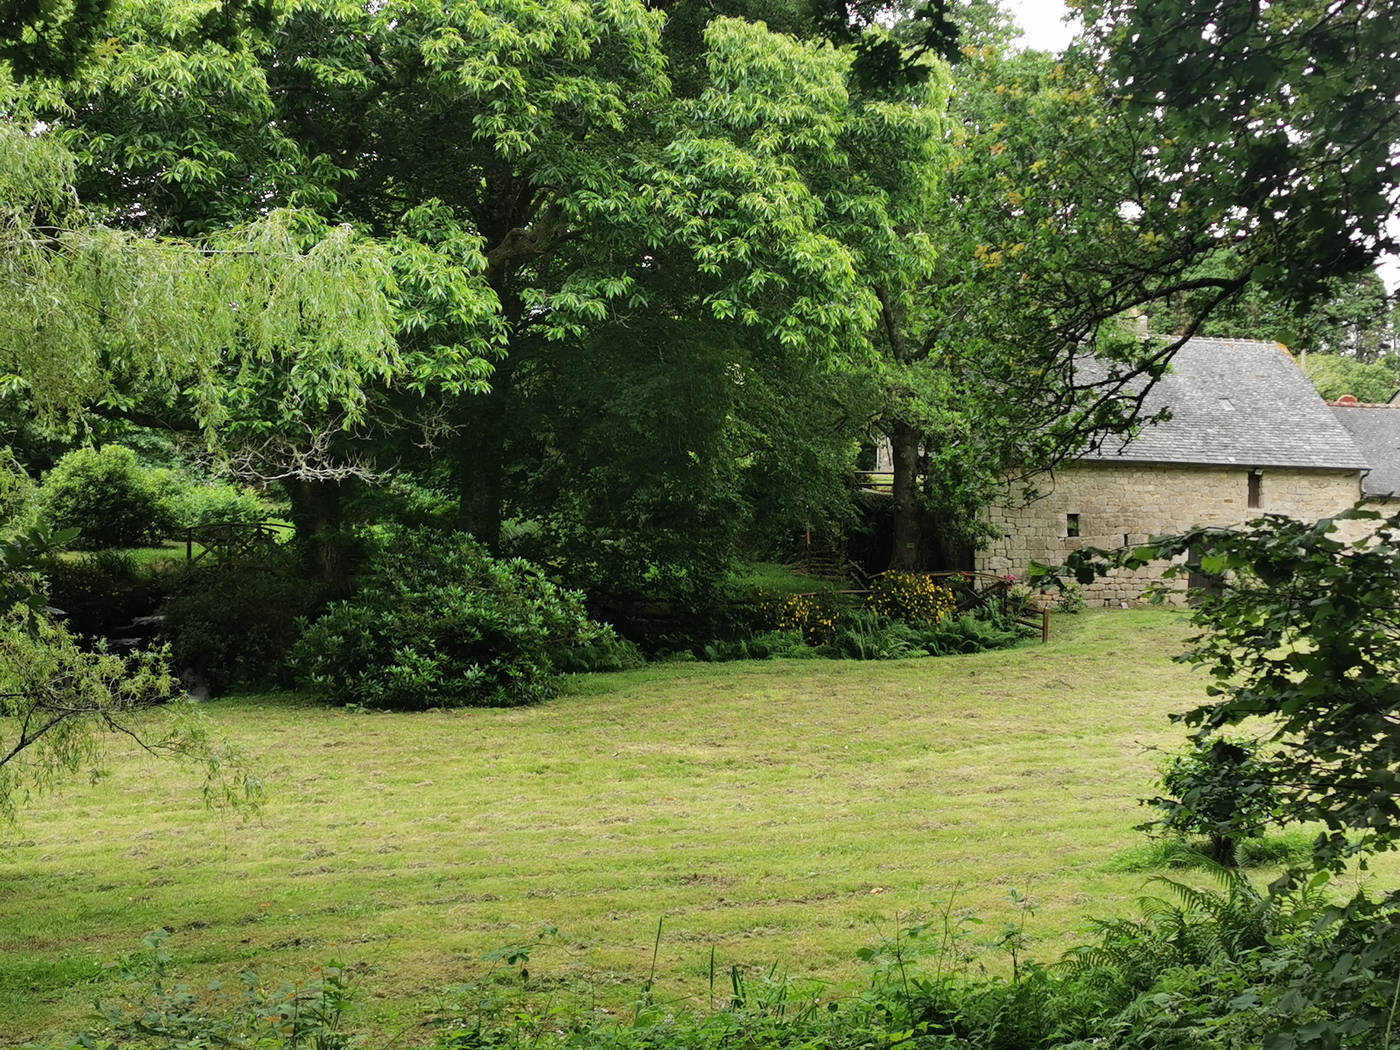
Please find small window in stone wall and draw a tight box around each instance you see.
[1248,471,1262,509]
[1066,513,1081,538]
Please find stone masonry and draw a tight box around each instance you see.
[975,462,1363,606]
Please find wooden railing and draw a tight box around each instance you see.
[184,520,294,563]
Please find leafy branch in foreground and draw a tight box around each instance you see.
[0,526,261,826]
[1036,506,1400,873]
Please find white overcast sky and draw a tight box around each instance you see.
[1002,0,1078,53]
[997,0,1398,292]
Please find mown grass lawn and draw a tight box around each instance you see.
[5,608,1388,1044]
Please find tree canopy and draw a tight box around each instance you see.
[1078,0,1400,304]
[5,0,1400,585]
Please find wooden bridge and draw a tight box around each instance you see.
[184,520,294,563]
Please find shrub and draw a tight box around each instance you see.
[36,445,172,549]
[756,590,850,646]
[162,549,324,695]
[699,629,816,662]
[1004,582,1034,618]
[156,474,272,529]
[343,474,456,530]
[748,588,1025,661]
[1055,580,1087,614]
[919,612,1025,656]
[291,528,593,710]
[1144,735,1281,867]
[865,571,956,625]
[553,622,646,674]
[831,609,923,660]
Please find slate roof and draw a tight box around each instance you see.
[1329,403,1400,497]
[1083,337,1369,471]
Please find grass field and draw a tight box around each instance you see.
[4,609,1391,1045]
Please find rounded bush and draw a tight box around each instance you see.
[36,445,171,549]
[291,528,592,710]
[865,571,957,626]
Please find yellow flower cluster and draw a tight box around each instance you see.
[759,591,843,646]
[866,572,956,626]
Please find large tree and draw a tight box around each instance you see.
[27,0,1400,583]
[874,0,1400,569]
[32,0,909,596]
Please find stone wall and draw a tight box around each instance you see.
[1332,498,1400,544]
[976,462,1363,606]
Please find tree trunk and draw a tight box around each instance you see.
[1208,831,1239,868]
[287,478,351,593]
[875,286,927,572]
[888,419,923,570]
[456,266,524,553]
[454,365,511,552]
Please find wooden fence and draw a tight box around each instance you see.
[184,520,294,563]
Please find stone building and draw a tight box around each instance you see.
[1329,397,1400,505]
[975,337,1369,606]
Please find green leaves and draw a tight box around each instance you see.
[1078,0,1400,302]
[0,524,80,632]
[1058,506,1400,871]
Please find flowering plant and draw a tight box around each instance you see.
[866,572,956,626]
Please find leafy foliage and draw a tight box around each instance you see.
[551,622,646,675]
[36,445,171,550]
[1079,0,1400,305]
[0,523,77,628]
[1303,353,1399,404]
[1144,265,1399,363]
[759,591,850,648]
[1052,507,1400,870]
[0,613,165,826]
[292,529,593,710]
[0,447,37,531]
[865,572,956,626]
[918,612,1024,657]
[42,548,167,640]
[751,585,1023,659]
[72,871,1400,1050]
[89,928,358,1050]
[155,474,273,530]
[0,603,260,826]
[162,551,324,696]
[1146,735,1282,867]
